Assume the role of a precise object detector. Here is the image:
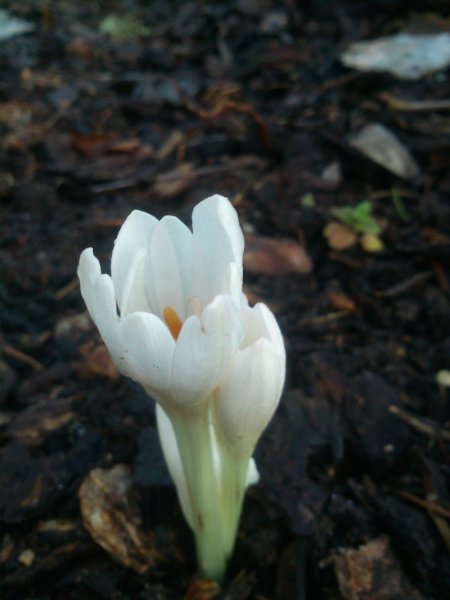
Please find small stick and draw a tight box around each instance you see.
[398,490,450,519]
[2,345,44,371]
[389,405,450,441]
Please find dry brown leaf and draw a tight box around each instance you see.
[328,291,357,312]
[79,342,119,380]
[244,235,313,276]
[9,397,76,446]
[184,579,221,600]
[72,133,118,158]
[333,536,424,600]
[152,162,195,199]
[79,465,162,574]
[324,222,358,250]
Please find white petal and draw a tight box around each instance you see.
[78,248,137,377]
[111,210,158,309]
[145,216,193,319]
[156,404,194,529]
[241,303,286,381]
[78,248,101,321]
[170,295,243,405]
[120,248,150,317]
[216,338,283,452]
[192,195,244,303]
[119,312,175,390]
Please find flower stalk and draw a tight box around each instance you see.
[78,195,286,582]
[169,405,227,581]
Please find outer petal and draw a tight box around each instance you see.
[156,405,194,528]
[119,312,175,391]
[111,210,158,309]
[216,338,283,452]
[78,248,101,322]
[145,216,193,320]
[192,195,244,304]
[170,295,243,405]
[78,248,137,377]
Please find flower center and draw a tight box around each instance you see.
[163,306,183,340]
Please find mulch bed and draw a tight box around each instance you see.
[1,1,449,598]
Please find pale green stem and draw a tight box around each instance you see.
[219,444,252,557]
[169,406,228,583]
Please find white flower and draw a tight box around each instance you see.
[77,194,286,582]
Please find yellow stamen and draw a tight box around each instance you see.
[163,306,183,340]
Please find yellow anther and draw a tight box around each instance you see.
[163,306,183,340]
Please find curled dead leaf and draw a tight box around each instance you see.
[79,465,162,574]
[244,235,312,276]
[152,162,195,199]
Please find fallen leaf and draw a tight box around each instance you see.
[244,235,312,275]
[18,549,35,567]
[79,465,162,574]
[9,397,76,446]
[348,123,421,180]
[333,536,424,600]
[323,222,358,250]
[328,291,357,312]
[341,33,450,80]
[361,232,384,253]
[151,162,196,199]
[72,133,118,158]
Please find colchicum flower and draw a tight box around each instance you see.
[78,195,286,582]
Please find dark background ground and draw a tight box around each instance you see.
[1,1,449,598]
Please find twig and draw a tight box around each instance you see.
[2,345,44,371]
[389,405,450,441]
[379,92,450,112]
[297,310,349,328]
[398,490,450,519]
[55,278,79,300]
[376,272,433,298]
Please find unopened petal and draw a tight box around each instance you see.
[111,210,158,309]
[146,216,193,319]
[171,295,242,405]
[192,195,244,304]
[119,312,175,391]
[216,338,283,452]
[241,303,286,384]
[156,405,194,528]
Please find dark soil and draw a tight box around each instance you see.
[1,1,449,599]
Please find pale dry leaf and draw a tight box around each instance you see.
[244,235,313,276]
[323,222,358,250]
[151,162,195,199]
